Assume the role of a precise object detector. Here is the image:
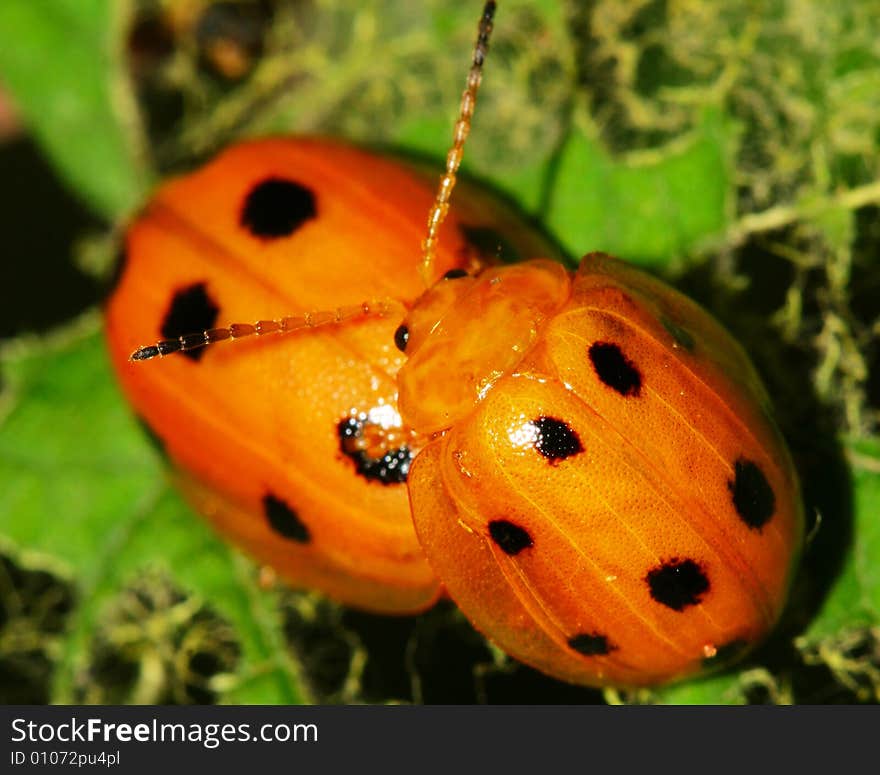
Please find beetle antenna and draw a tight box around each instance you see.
[419,0,497,286]
[129,299,403,361]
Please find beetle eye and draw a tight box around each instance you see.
[442,268,469,280]
[394,324,409,352]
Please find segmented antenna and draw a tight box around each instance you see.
[419,0,497,285]
[129,300,398,361]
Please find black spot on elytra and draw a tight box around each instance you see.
[589,342,642,396]
[393,324,409,353]
[240,177,316,239]
[160,282,220,362]
[646,558,709,611]
[337,416,412,485]
[702,639,750,669]
[728,458,776,530]
[459,224,521,264]
[531,416,584,464]
[488,520,533,556]
[443,268,469,280]
[661,316,695,351]
[262,493,310,543]
[568,632,616,657]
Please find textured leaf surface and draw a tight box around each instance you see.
[0,324,302,703]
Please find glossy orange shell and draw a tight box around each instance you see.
[104,137,557,614]
[402,253,804,687]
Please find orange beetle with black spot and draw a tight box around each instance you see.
[397,252,803,687]
[105,141,556,614]
[110,0,804,688]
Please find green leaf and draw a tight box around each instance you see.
[0,320,303,704]
[542,108,734,267]
[649,672,745,706]
[802,437,880,639]
[0,0,145,218]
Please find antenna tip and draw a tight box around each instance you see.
[130,345,160,362]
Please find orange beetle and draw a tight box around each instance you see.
[104,137,556,614]
[398,253,803,687]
